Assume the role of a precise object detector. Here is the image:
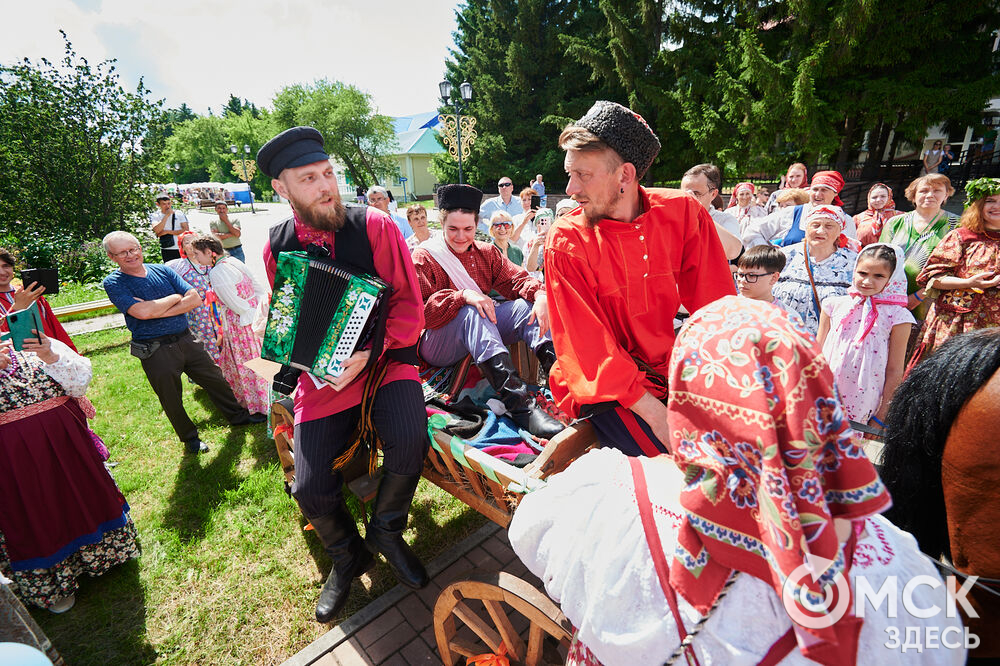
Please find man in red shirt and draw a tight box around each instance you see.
[258,127,429,623]
[413,184,562,439]
[547,101,735,456]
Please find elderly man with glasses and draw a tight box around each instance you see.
[101,231,265,455]
[478,177,524,234]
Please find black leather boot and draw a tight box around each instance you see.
[364,471,429,589]
[308,504,375,623]
[534,341,557,379]
[478,352,564,439]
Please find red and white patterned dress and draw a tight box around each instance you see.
[207,257,270,415]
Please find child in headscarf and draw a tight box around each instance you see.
[817,244,914,428]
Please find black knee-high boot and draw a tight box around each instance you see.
[479,351,564,439]
[364,471,429,589]
[308,503,375,623]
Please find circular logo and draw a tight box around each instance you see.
[780,557,851,629]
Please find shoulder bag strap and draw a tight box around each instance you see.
[802,245,823,321]
[628,457,702,666]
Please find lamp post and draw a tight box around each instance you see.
[438,80,476,184]
[230,144,257,214]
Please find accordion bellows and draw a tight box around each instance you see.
[262,251,388,381]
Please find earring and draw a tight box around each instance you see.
[620,187,624,194]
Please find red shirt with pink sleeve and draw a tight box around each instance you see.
[263,207,423,424]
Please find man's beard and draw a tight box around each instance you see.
[582,187,624,228]
[293,194,346,232]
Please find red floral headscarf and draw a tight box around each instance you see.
[726,181,756,209]
[811,171,845,207]
[668,296,891,666]
[176,230,198,259]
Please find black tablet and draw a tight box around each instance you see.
[20,268,59,296]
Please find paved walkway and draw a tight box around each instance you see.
[282,522,545,666]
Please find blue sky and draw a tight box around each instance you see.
[1,0,462,117]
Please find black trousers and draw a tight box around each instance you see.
[160,248,181,263]
[139,331,247,442]
[292,379,428,519]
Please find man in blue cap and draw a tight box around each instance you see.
[257,126,429,623]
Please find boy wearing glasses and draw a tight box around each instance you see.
[736,245,800,323]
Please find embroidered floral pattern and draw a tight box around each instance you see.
[666,296,890,656]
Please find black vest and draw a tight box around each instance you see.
[266,206,417,395]
[268,204,375,275]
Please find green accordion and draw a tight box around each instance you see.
[262,251,389,381]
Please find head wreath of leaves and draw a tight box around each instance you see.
[964,177,1000,209]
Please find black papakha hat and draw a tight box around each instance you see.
[257,126,330,179]
[573,101,661,179]
[437,184,483,211]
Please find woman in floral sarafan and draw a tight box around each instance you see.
[908,177,1000,369]
[190,235,270,415]
[509,297,964,666]
[166,231,221,363]
[0,331,139,613]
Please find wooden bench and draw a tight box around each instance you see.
[51,298,114,319]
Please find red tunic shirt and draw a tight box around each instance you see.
[545,188,736,417]
[263,208,424,424]
[411,241,542,330]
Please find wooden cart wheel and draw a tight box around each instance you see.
[434,570,573,666]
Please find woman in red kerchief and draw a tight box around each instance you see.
[509,297,964,666]
[727,181,767,235]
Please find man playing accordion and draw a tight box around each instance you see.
[259,127,429,623]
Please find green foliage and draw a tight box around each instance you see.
[666,0,1000,173]
[0,32,166,255]
[272,80,398,189]
[434,0,619,189]
[162,109,274,194]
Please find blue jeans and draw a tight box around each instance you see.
[419,299,551,367]
[226,245,245,263]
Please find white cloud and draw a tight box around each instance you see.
[1,0,460,117]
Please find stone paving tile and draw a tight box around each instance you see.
[396,592,432,628]
[432,558,474,588]
[483,536,517,565]
[330,637,374,666]
[354,606,404,648]
[399,638,439,665]
[381,653,409,666]
[414,580,443,612]
[313,654,339,666]
[465,545,503,572]
[366,621,417,663]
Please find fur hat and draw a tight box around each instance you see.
[573,101,661,178]
[437,184,483,211]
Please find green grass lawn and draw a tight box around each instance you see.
[31,327,485,665]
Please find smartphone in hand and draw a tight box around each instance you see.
[530,195,541,210]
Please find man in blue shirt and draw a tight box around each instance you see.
[477,176,522,233]
[531,174,546,207]
[102,231,264,454]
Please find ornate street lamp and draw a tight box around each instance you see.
[230,144,256,214]
[438,79,477,184]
